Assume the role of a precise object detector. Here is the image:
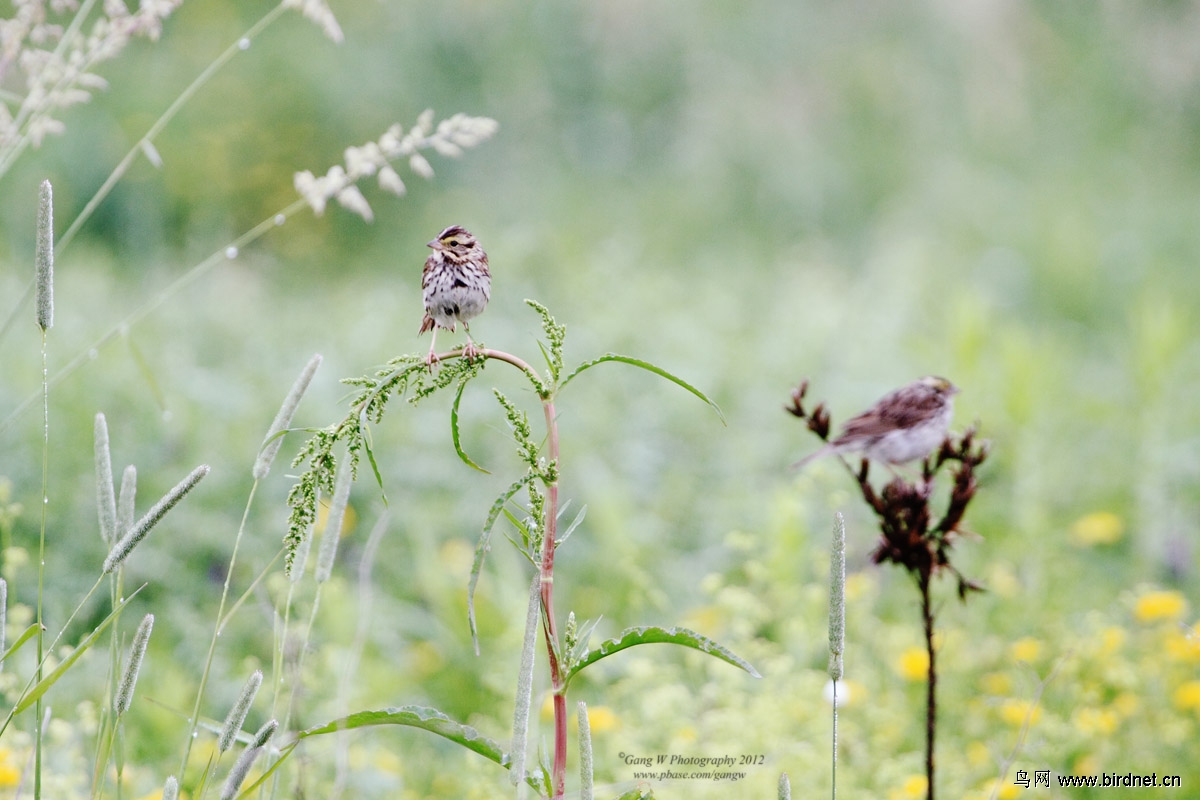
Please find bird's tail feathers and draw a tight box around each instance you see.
[791,443,835,471]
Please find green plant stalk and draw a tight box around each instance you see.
[34,176,54,800]
[35,331,47,800]
[93,564,127,794]
[178,483,259,779]
[539,397,568,799]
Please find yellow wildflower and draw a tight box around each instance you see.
[845,571,872,601]
[1134,590,1187,623]
[1010,637,1041,663]
[999,699,1041,727]
[1098,626,1125,656]
[896,646,929,682]
[980,671,1012,695]
[1069,511,1123,546]
[888,775,928,800]
[1112,692,1139,718]
[1165,629,1200,663]
[967,741,991,768]
[0,748,19,788]
[1072,706,1118,736]
[585,705,620,733]
[1172,680,1200,713]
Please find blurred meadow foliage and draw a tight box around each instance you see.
[1,1,1199,797]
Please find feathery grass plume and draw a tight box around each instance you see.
[253,354,322,480]
[161,776,179,800]
[0,578,6,672]
[778,772,791,800]
[829,512,846,682]
[219,670,264,753]
[578,701,594,800]
[221,747,262,800]
[114,614,154,715]
[510,573,540,785]
[315,455,353,583]
[293,111,498,220]
[249,717,278,750]
[282,0,344,42]
[35,179,53,331]
[103,464,210,573]
[829,512,846,800]
[94,413,118,544]
[220,720,278,800]
[117,465,137,537]
[0,3,182,163]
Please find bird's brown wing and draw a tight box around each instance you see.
[420,254,436,291]
[833,385,939,444]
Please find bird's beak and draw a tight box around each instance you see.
[427,239,442,250]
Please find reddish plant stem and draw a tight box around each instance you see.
[539,398,567,798]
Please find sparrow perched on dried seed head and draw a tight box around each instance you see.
[794,376,959,469]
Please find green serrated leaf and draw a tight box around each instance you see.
[560,354,725,424]
[294,706,543,790]
[298,706,506,761]
[469,475,536,653]
[451,379,490,473]
[562,625,759,688]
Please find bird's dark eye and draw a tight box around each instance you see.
[447,239,459,247]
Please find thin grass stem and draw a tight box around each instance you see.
[178,482,259,777]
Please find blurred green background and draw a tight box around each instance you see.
[2,1,1199,797]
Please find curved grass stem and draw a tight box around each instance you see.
[177,481,260,780]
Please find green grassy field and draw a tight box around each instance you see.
[1,2,1198,798]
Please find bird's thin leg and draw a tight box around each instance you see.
[461,322,481,362]
[424,327,439,368]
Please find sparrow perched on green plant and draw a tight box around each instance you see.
[418,225,490,364]
[794,376,959,469]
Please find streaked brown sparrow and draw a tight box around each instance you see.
[418,225,490,364]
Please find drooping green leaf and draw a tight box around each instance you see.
[500,508,538,565]
[560,354,725,424]
[563,625,759,688]
[0,624,42,665]
[357,410,388,498]
[451,378,490,473]
[14,589,143,715]
[469,474,535,653]
[557,502,587,545]
[299,706,505,760]
[293,706,544,791]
